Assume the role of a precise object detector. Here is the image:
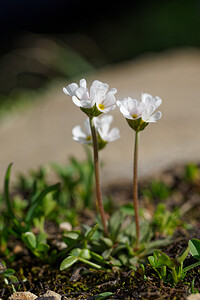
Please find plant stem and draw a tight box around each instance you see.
[133,131,140,250]
[89,117,108,236]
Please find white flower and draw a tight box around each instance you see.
[95,115,120,142]
[117,93,162,123]
[117,97,146,120]
[72,118,92,144]
[72,115,120,145]
[91,80,117,113]
[63,78,94,109]
[63,78,117,113]
[141,93,162,122]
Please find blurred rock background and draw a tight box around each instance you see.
[0,0,200,184]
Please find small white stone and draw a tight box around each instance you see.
[8,291,37,300]
[59,222,72,232]
[42,290,61,300]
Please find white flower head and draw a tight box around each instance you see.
[95,115,120,142]
[91,80,117,113]
[63,79,94,109]
[117,97,146,120]
[63,78,117,115]
[117,93,162,132]
[72,118,92,144]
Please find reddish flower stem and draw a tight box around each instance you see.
[133,131,140,250]
[89,117,108,236]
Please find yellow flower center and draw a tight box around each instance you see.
[86,136,92,141]
[132,114,138,119]
[98,103,105,110]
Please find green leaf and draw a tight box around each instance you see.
[25,183,60,223]
[4,269,15,277]
[177,245,189,264]
[189,239,200,260]
[148,255,155,267]
[120,203,135,215]
[100,237,113,248]
[108,211,123,242]
[154,251,175,268]
[37,243,50,252]
[79,249,91,260]
[94,292,113,299]
[4,163,15,219]
[22,232,37,249]
[70,248,82,257]
[8,275,19,283]
[60,256,79,271]
[90,251,105,263]
[4,164,21,230]
[85,224,99,240]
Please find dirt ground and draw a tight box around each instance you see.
[0,47,200,186]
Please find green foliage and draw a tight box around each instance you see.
[0,261,19,293]
[184,163,200,183]
[142,180,171,201]
[152,204,181,236]
[60,211,171,272]
[0,163,60,261]
[148,238,200,285]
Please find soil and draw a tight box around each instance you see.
[1,164,200,300]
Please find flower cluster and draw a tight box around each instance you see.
[117,93,162,132]
[63,78,162,140]
[72,115,120,150]
[63,79,117,117]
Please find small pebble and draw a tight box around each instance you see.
[8,291,37,300]
[41,290,61,300]
[187,294,200,300]
[59,222,72,232]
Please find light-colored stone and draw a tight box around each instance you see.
[187,294,200,300]
[59,222,72,232]
[41,290,61,300]
[8,292,37,300]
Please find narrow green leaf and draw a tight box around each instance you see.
[177,245,189,264]
[183,261,200,273]
[4,163,16,220]
[85,224,99,240]
[189,239,200,260]
[94,292,113,299]
[25,183,60,223]
[60,256,78,271]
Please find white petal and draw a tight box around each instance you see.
[141,93,152,103]
[90,80,109,102]
[154,96,162,109]
[148,111,162,122]
[75,87,89,100]
[80,78,87,89]
[72,96,82,107]
[63,83,78,96]
[72,125,86,138]
[100,90,116,107]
